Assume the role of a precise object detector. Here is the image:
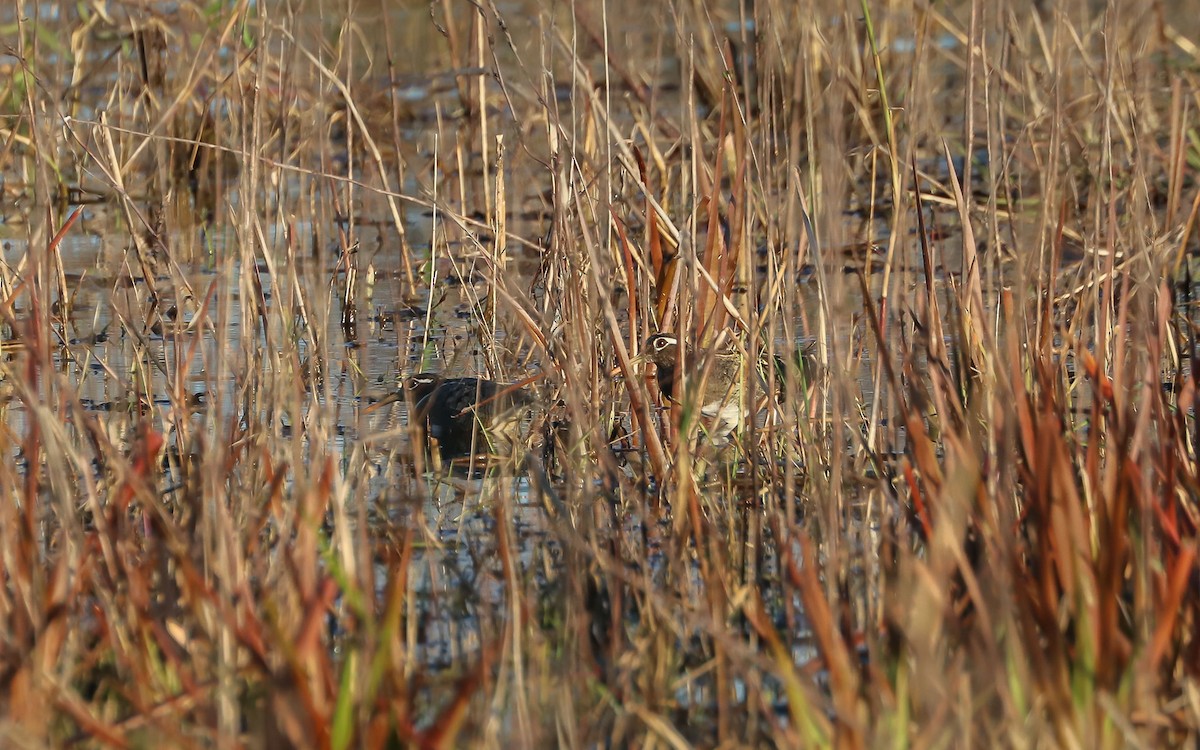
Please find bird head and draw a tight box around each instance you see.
[403,373,443,402]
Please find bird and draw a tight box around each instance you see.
[638,332,744,444]
[638,332,814,445]
[394,373,532,458]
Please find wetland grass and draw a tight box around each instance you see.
[0,0,1198,747]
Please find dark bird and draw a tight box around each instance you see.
[639,332,814,445]
[399,373,531,458]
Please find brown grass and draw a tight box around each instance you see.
[0,0,1198,747]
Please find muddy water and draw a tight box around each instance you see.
[6,0,1194,418]
[1,0,1190,505]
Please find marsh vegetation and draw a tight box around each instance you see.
[1,0,1199,747]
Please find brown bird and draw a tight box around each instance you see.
[639,332,814,445]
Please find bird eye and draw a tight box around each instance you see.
[655,337,672,350]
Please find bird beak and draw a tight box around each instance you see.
[611,351,650,378]
[365,390,403,413]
